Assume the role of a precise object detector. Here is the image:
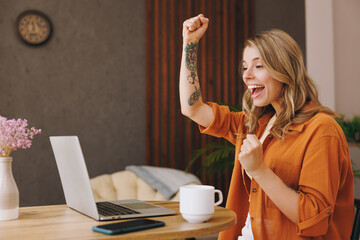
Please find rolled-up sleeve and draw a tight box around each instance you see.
[296,135,347,236]
[198,102,246,144]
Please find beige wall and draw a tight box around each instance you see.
[334,0,360,117]
[306,0,360,117]
[305,0,335,109]
[334,0,360,199]
[306,0,360,198]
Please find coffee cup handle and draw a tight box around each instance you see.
[214,189,223,206]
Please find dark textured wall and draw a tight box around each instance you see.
[255,0,306,59]
[0,0,146,206]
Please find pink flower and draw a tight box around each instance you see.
[0,116,41,157]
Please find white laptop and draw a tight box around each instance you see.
[50,136,176,221]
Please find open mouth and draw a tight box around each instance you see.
[248,85,265,97]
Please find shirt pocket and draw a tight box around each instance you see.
[265,160,301,208]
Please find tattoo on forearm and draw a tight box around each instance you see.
[185,43,201,106]
[187,71,197,84]
[188,86,201,106]
[185,42,198,71]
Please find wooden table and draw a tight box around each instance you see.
[0,201,236,240]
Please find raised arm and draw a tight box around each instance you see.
[180,14,214,128]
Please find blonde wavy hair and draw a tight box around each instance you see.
[241,29,335,139]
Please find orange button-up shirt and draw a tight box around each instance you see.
[199,102,354,240]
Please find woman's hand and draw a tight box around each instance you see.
[239,134,266,177]
[182,14,209,44]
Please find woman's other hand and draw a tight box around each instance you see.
[239,134,266,177]
[183,14,209,44]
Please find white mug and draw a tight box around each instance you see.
[179,185,223,223]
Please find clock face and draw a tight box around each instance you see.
[17,11,52,45]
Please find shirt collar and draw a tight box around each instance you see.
[257,101,317,133]
[288,123,305,132]
[258,112,274,127]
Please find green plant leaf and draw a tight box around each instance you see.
[353,169,360,179]
[336,114,360,143]
[186,140,235,174]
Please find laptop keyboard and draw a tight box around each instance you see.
[96,202,140,216]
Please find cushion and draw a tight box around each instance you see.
[90,170,198,202]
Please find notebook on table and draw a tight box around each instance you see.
[50,136,176,221]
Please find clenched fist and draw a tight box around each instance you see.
[183,14,209,44]
[238,134,265,177]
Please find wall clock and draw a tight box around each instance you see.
[17,10,52,46]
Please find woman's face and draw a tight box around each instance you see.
[242,46,283,114]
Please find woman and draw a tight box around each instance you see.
[179,14,354,240]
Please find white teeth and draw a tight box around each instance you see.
[248,85,264,89]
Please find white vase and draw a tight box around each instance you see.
[0,157,19,221]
